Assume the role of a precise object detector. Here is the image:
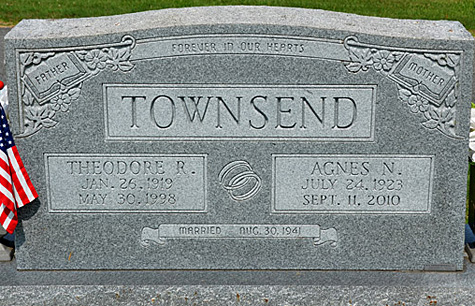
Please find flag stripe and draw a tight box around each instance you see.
[0,156,16,212]
[8,147,36,202]
[0,203,17,234]
[0,204,6,224]
[0,152,11,183]
[6,210,17,234]
[11,146,37,199]
[0,162,11,182]
[4,209,14,229]
[0,177,14,204]
[13,186,23,208]
[0,149,8,164]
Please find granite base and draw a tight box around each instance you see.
[1,258,475,305]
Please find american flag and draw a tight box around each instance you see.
[0,104,37,234]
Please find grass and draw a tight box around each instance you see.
[0,0,474,34]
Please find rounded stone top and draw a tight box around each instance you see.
[6,6,473,42]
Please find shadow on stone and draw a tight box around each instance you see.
[18,198,40,221]
[15,198,41,247]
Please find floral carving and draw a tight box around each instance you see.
[345,47,373,73]
[51,84,82,112]
[373,50,396,72]
[344,37,404,75]
[344,36,461,139]
[75,43,134,75]
[17,35,136,137]
[83,49,108,71]
[24,104,57,133]
[407,94,429,113]
[19,52,55,74]
[398,85,457,137]
[424,53,460,68]
[107,47,134,72]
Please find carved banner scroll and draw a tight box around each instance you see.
[140,224,338,248]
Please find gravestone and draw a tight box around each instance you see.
[4,6,474,272]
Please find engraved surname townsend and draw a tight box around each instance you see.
[45,154,207,213]
[273,155,433,214]
[105,85,376,140]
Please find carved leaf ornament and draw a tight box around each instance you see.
[344,36,461,139]
[18,36,136,137]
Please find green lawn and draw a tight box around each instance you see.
[0,0,474,34]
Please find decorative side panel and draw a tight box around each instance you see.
[344,36,461,138]
[17,36,136,137]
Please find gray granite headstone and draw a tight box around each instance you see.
[4,6,474,271]
[0,27,9,82]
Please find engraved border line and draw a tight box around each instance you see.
[344,37,463,55]
[137,34,343,44]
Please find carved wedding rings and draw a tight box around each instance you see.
[219,160,262,201]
